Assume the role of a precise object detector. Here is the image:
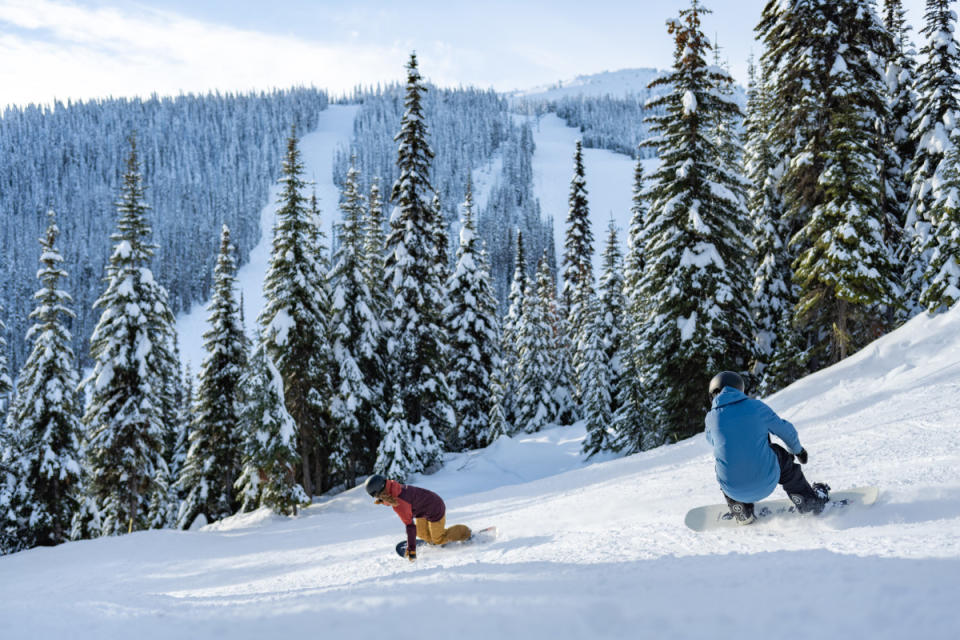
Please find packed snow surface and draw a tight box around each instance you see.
[4,303,960,638]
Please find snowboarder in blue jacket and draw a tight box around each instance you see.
[704,371,829,524]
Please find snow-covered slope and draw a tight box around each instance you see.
[4,296,960,638]
[521,113,657,274]
[175,104,359,377]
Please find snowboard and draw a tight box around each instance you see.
[395,525,498,558]
[684,485,879,532]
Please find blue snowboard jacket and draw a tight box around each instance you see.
[704,387,803,503]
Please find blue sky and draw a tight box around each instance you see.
[0,0,930,108]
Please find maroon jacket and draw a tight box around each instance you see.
[385,479,445,552]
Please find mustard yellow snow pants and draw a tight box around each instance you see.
[415,515,471,545]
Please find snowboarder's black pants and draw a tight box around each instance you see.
[723,443,815,512]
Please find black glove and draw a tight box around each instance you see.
[796,448,808,464]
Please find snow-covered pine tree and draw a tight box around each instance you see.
[613,156,652,453]
[551,309,579,426]
[758,0,898,366]
[259,127,334,495]
[499,230,527,432]
[375,395,427,478]
[919,139,960,310]
[234,340,309,516]
[514,253,559,433]
[790,1,898,363]
[431,192,450,275]
[580,296,614,457]
[597,219,625,421]
[361,177,390,442]
[486,364,510,444]
[561,140,595,382]
[906,0,960,313]
[363,178,389,318]
[742,56,804,395]
[708,42,743,177]
[329,161,382,485]
[638,1,756,442]
[168,363,193,500]
[1,212,82,551]
[444,180,501,451]
[177,225,247,529]
[147,334,189,530]
[378,52,451,475]
[881,0,918,295]
[623,154,648,310]
[80,136,178,536]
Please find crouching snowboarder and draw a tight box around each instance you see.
[704,371,830,524]
[365,474,471,561]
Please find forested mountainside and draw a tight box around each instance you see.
[0,89,329,369]
[333,84,555,307]
[511,67,746,159]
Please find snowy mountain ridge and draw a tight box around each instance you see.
[507,67,669,101]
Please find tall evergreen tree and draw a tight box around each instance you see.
[743,56,803,394]
[363,178,389,316]
[638,1,756,442]
[919,141,960,310]
[514,254,559,433]
[329,161,382,484]
[235,340,309,515]
[790,1,898,362]
[259,127,334,495]
[1,212,82,550]
[906,0,960,313]
[613,156,651,452]
[177,225,247,529]
[168,363,193,501]
[561,140,595,379]
[623,154,648,308]
[444,181,501,451]
[580,297,614,457]
[499,230,527,432]
[597,219,625,419]
[379,52,452,475]
[758,0,899,365]
[882,0,919,295]
[551,311,579,426]
[361,177,390,441]
[80,136,177,535]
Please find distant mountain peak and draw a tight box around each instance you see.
[507,68,670,101]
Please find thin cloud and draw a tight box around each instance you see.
[0,0,409,107]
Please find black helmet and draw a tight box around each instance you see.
[365,474,387,498]
[709,371,744,397]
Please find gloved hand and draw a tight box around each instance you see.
[406,548,417,562]
[796,448,808,464]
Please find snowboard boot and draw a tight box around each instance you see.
[789,482,831,515]
[729,501,756,525]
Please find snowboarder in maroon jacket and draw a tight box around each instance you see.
[365,474,471,561]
